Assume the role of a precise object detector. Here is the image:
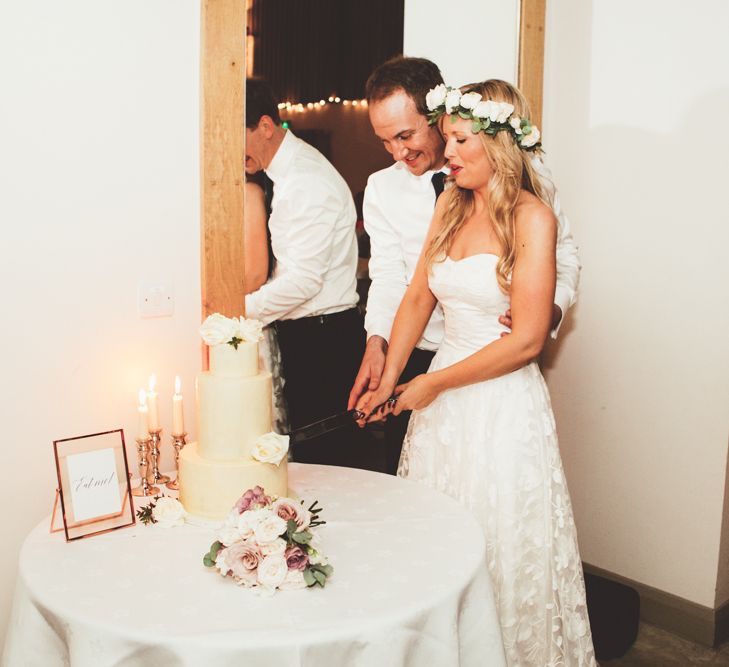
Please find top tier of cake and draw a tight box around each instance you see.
[209,340,259,378]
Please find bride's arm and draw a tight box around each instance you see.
[244,182,270,295]
[393,199,557,413]
[354,199,445,416]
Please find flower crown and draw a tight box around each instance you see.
[425,84,541,151]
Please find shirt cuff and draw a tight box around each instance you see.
[364,319,393,345]
[551,286,573,339]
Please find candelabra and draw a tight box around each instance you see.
[166,433,187,490]
[146,429,170,485]
[132,436,159,497]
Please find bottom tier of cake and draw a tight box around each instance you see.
[178,442,288,520]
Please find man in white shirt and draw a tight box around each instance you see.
[348,57,581,474]
[245,78,365,465]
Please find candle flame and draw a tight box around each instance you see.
[175,375,181,394]
[138,389,147,407]
[148,374,156,391]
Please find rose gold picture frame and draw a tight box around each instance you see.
[52,429,136,541]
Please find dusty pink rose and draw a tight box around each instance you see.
[235,486,272,513]
[285,545,309,571]
[224,539,262,586]
[272,498,310,530]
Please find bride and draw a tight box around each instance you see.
[244,175,289,435]
[357,79,596,666]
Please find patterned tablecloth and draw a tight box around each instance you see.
[3,463,505,667]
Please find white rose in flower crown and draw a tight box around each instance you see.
[257,554,288,589]
[425,83,447,111]
[151,497,186,528]
[459,91,482,110]
[259,537,287,556]
[521,126,541,148]
[509,116,523,134]
[237,317,263,343]
[253,512,288,544]
[252,432,289,466]
[445,88,462,114]
[199,313,238,346]
[492,102,515,123]
[473,100,495,120]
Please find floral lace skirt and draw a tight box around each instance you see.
[398,355,596,667]
[259,325,289,436]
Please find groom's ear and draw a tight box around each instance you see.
[257,115,277,139]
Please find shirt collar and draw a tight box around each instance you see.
[265,129,297,183]
[393,160,450,184]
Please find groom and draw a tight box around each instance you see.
[348,56,581,474]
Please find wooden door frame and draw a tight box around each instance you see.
[199,0,547,321]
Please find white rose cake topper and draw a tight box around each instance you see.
[426,84,542,151]
[199,313,264,349]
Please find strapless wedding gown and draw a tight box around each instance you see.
[398,254,596,667]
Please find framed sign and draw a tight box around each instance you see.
[53,429,135,541]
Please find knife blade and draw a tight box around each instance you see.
[289,395,398,445]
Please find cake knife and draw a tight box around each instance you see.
[289,395,398,445]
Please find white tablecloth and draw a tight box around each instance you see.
[3,464,505,667]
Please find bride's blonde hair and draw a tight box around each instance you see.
[425,79,551,293]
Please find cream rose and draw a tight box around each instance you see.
[251,432,289,466]
[256,554,288,589]
[509,116,523,134]
[219,512,245,546]
[473,100,494,120]
[237,317,263,343]
[425,83,447,110]
[459,92,482,110]
[259,537,287,556]
[253,512,288,544]
[279,567,307,591]
[151,497,185,528]
[445,88,462,114]
[199,313,238,346]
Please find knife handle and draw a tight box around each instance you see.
[353,394,398,421]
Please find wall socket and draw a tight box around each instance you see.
[138,281,174,318]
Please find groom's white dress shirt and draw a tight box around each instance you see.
[363,157,580,350]
[245,131,359,326]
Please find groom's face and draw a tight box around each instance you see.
[369,89,445,176]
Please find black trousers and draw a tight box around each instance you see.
[275,308,367,467]
[383,347,436,475]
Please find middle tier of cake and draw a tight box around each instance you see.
[197,369,273,461]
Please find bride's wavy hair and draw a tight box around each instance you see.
[425,79,551,294]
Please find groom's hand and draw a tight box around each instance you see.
[499,304,562,337]
[348,336,388,410]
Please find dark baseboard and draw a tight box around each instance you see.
[583,563,728,648]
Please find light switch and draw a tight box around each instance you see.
[138,281,174,318]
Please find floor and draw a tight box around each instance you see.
[602,623,729,666]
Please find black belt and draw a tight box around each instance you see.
[275,307,360,330]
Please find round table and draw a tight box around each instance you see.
[3,464,505,666]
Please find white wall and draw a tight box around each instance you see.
[542,0,729,607]
[0,0,202,645]
[404,0,519,86]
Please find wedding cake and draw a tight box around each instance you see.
[179,314,289,520]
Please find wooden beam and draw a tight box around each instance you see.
[200,0,246,320]
[517,0,546,128]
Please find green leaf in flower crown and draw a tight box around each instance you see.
[471,120,481,133]
[303,568,316,586]
[458,110,470,120]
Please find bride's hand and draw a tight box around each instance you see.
[354,384,396,426]
[392,374,440,415]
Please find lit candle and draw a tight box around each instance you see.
[147,375,160,432]
[172,375,185,435]
[137,389,149,440]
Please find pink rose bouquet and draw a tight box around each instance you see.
[203,487,332,592]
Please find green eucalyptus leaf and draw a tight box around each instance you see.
[313,570,326,586]
[292,530,313,545]
[471,120,481,133]
[303,568,316,586]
